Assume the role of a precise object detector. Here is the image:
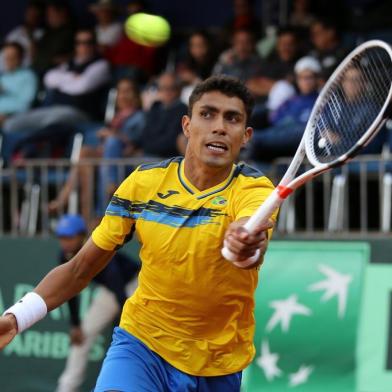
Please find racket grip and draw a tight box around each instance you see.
[221,189,284,266]
[221,245,260,268]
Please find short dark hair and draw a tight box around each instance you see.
[277,26,299,40]
[188,75,255,122]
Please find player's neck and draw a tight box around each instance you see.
[183,157,233,191]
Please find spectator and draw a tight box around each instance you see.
[139,72,188,158]
[176,30,217,105]
[0,42,38,126]
[89,0,122,52]
[49,78,145,218]
[54,214,140,392]
[212,28,262,82]
[3,28,111,135]
[250,56,321,163]
[330,65,386,154]
[308,18,349,79]
[177,30,216,82]
[32,0,75,76]
[289,0,316,30]
[247,27,301,100]
[42,28,111,120]
[246,28,301,129]
[1,28,111,167]
[220,0,261,49]
[1,0,45,68]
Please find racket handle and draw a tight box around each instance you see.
[221,245,260,267]
[221,189,284,266]
[244,189,284,233]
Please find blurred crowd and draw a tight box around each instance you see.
[1,0,391,221]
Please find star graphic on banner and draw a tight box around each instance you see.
[289,365,314,387]
[256,340,283,381]
[266,294,312,333]
[308,264,353,318]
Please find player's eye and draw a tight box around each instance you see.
[226,114,240,123]
[200,110,212,118]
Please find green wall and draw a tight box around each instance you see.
[0,237,391,391]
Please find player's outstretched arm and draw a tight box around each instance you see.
[34,238,114,311]
[0,238,114,350]
[0,314,17,349]
[224,217,274,269]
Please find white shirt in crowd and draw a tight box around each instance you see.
[44,58,111,96]
[95,22,122,47]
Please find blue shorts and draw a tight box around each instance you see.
[94,327,242,392]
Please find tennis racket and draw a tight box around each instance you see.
[222,39,392,267]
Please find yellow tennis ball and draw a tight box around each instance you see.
[125,13,171,47]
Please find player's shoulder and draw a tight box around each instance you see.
[234,161,267,179]
[233,162,275,189]
[137,156,182,172]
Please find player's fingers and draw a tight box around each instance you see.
[252,219,274,235]
[236,231,267,249]
[232,226,250,241]
[224,240,259,261]
[225,235,261,255]
[228,226,265,244]
[226,228,267,251]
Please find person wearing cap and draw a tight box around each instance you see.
[250,56,321,162]
[54,214,140,392]
[89,0,122,51]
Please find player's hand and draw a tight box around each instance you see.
[70,326,85,345]
[224,217,274,267]
[0,314,18,350]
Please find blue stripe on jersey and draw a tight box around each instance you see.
[106,196,133,218]
[136,210,218,227]
[106,203,132,218]
[106,197,226,227]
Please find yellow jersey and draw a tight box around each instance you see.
[92,156,275,376]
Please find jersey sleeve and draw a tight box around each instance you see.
[92,171,137,251]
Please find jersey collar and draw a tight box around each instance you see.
[178,158,237,199]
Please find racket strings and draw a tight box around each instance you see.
[310,46,392,164]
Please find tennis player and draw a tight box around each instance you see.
[0,75,276,391]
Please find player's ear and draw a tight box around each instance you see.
[242,127,253,146]
[182,115,191,138]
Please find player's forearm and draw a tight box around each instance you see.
[3,239,114,334]
[35,238,114,311]
[34,262,90,311]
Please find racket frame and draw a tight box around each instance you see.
[223,39,392,263]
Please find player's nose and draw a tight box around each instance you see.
[211,117,227,135]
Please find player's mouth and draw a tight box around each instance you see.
[205,142,228,153]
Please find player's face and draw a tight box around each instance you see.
[182,91,253,169]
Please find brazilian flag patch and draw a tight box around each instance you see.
[211,196,227,206]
